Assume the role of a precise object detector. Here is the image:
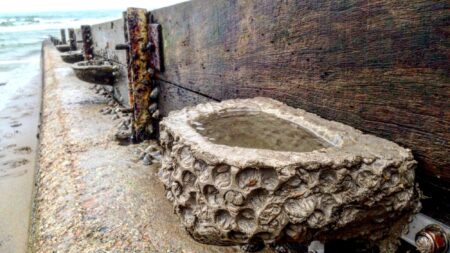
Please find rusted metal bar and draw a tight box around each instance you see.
[147,13,162,138]
[60,29,66,44]
[125,7,153,142]
[147,22,162,72]
[68,28,77,51]
[81,25,93,60]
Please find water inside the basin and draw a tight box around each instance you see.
[192,111,332,152]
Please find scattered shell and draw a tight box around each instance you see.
[143,154,153,165]
[152,110,160,119]
[150,87,159,99]
[114,130,130,141]
[148,103,157,114]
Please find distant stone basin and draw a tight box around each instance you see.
[60,50,84,64]
[72,60,118,86]
[158,97,420,251]
[55,44,71,53]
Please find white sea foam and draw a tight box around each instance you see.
[0,10,121,111]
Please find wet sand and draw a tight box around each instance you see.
[0,72,41,252]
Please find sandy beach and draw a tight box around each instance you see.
[0,70,41,252]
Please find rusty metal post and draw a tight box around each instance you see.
[114,8,163,143]
[68,28,77,51]
[124,8,153,142]
[60,29,66,44]
[81,25,93,60]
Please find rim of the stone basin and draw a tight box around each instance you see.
[60,50,83,56]
[71,60,117,71]
[160,97,413,169]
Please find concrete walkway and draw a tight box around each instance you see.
[31,41,260,252]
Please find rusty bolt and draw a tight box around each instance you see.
[115,43,130,50]
[415,224,449,253]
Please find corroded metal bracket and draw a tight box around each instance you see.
[147,22,162,72]
[81,25,93,60]
[60,29,66,44]
[68,28,77,51]
[115,8,162,143]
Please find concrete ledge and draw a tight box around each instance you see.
[31,40,247,252]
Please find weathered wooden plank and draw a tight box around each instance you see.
[157,80,215,116]
[74,28,83,49]
[151,0,450,195]
[90,19,127,64]
[87,19,130,107]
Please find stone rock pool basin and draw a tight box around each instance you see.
[72,60,118,85]
[158,97,420,252]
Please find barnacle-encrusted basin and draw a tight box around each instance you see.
[56,44,71,52]
[159,97,420,252]
[72,60,118,85]
[60,50,84,63]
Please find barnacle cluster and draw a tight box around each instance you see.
[158,98,420,252]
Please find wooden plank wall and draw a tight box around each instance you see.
[150,0,450,217]
[74,29,83,51]
[74,19,130,107]
[90,19,130,106]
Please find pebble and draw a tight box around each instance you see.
[148,103,157,113]
[143,154,153,165]
[150,87,159,99]
[102,108,112,115]
[119,124,129,131]
[152,110,160,119]
[112,115,119,120]
[114,131,130,141]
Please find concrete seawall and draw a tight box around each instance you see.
[30,40,252,252]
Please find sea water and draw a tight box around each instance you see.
[0,10,121,111]
[194,111,332,153]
